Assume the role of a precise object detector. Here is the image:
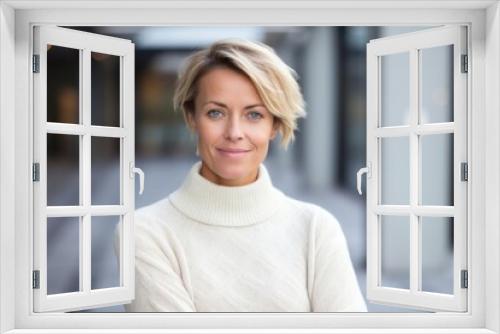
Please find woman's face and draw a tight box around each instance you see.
[187,66,278,187]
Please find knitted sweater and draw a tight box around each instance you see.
[115,161,367,312]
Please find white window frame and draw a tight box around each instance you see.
[0,1,499,333]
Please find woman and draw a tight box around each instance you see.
[116,39,367,312]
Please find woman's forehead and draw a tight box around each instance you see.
[195,74,263,105]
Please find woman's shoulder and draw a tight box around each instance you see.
[133,196,179,228]
[282,196,341,230]
[129,197,185,244]
[283,196,338,218]
[133,194,198,237]
[282,197,347,253]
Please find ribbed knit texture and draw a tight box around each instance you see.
[169,161,285,226]
[114,161,367,312]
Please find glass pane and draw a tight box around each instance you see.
[421,217,454,294]
[421,133,454,206]
[91,216,121,290]
[381,136,409,204]
[91,137,121,205]
[380,52,410,127]
[381,215,410,289]
[420,45,454,124]
[91,52,120,127]
[47,45,80,124]
[47,217,80,295]
[47,134,80,206]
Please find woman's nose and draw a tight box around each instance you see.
[224,117,244,141]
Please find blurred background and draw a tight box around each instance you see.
[45,26,454,313]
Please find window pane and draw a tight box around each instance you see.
[381,136,409,204]
[91,52,120,127]
[47,45,80,124]
[380,52,410,127]
[47,134,80,206]
[91,216,121,290]
[381,215,410,289]
[91,137,121,205]
[421,217,454,294]
[419,45,454,124]
[420,133,454,206]
[47,217,80,295]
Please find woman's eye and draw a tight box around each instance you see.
[248,111,263,120]
[207,109,223,118]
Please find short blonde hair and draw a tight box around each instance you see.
[172,38,306,150]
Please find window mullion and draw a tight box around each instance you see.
[415,122,454,135]
[409,48,420,294]
[81,48,92,294]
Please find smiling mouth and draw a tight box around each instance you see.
[217,148,251,157]
[218,148,251,153]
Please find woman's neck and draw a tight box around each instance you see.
[199,161,259,187]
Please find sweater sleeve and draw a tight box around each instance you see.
[113,212,197,312]
[308,207,367,312]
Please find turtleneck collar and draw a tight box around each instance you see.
[168,161,285,227]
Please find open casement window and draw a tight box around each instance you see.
[359,25,468,312]
[32,26,142,312]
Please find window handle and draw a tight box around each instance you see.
[130,162,145,195]
[356,162,371,195]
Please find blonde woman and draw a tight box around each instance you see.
[116,39,367,312]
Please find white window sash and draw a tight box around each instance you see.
[32,25,136,312]
[365,25,468,312]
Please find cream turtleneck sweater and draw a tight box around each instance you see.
[115,161,367,312]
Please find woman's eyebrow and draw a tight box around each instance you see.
[203,101,226,108]
[203,101,265,109]
[244,104,266,109]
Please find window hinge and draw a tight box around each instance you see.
[32,270,40,289]
[461,269,468,289]
[461,162,468,181]
[32,163,40,182]
[461,54,468,73]
[32,55,40,73]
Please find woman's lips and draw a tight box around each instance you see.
[217,148,250,158]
